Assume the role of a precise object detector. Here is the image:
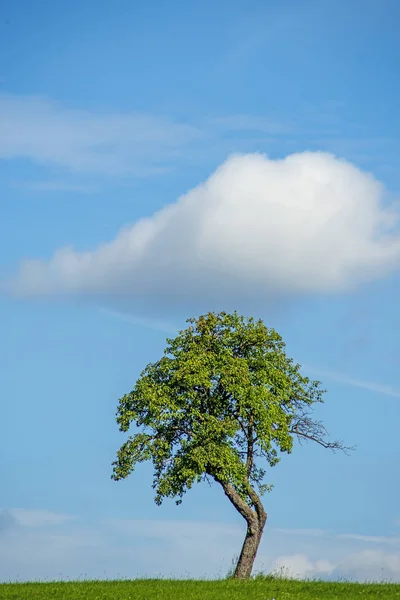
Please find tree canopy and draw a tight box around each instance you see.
[112,311,348,578]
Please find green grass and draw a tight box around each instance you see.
[1,577,400,600]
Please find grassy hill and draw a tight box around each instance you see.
[1,577,400,599]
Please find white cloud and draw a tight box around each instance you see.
[6,152,400,308]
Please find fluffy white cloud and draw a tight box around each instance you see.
[6,152,400,308]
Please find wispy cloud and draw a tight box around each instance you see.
[275,527,400,547]
[209,114,292,134]
[2,510,400,582]
[99,310,400,401]
[0,93,206,177]
[10,180,101,194]
[108,518,241,542]
[7,508,77,528]
[97,308,178,335]
[306,367,400,398]
[0,93,292,180]
[1,93,396,191]
[273,527,327,537]
[271,549,400,581]
[337,533,400,545]
[0,510,17,535]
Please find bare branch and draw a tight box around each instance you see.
[289,416,354,454]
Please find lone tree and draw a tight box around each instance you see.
[112,311,348,579]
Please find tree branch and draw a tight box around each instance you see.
[246,422,254,477]
[246,482,267,523]
[210,471,256,525]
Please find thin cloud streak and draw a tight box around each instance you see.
[0,93,205,176]
[275,528,400,546]
[306,367,400,398]
[9,509,77,528]
[99,310,400,399]
[10,180,101,194]
[0,93,290,178]
[98,307,178,335]
[337,533,400,545]
[273,528,326,537]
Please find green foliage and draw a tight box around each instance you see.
[112,311,338,508]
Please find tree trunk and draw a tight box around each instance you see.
[233,513,267,579]
[209,473,267,579]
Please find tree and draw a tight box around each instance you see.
[112,311,349,579]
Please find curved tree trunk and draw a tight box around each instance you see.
[233,513,267,579]
[211,472,267,579]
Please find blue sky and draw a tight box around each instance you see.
[1,0,400,583]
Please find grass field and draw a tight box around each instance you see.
[1,578,400,600]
